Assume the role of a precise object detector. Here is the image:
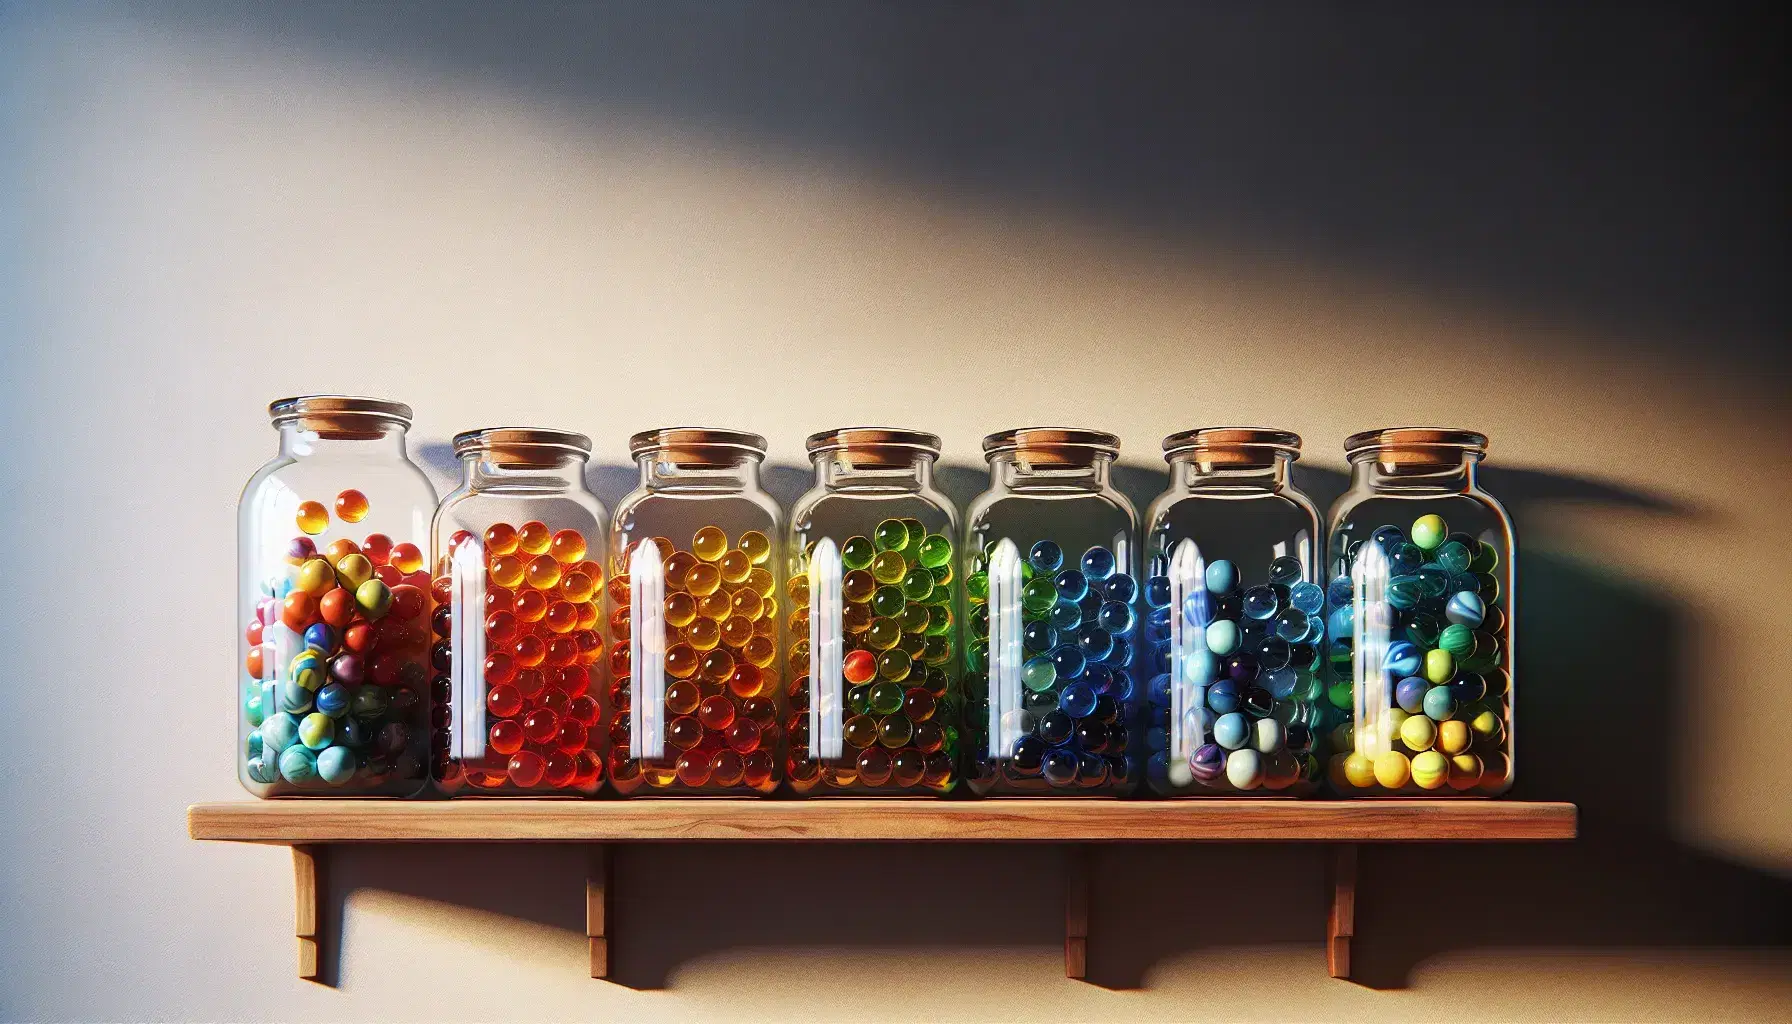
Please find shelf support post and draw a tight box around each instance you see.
[588,844,611,979]
[293,844,323,981]
[1065,844,1089,979]
[1328,843,1357,979]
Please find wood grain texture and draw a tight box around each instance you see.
[292,845,321,980]
[188,800,1577,843]
[1327,843,1358,979]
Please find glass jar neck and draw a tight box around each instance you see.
[1350,449,1480,494]
[990,451,1113,493]
[277,420,408,460]
[638,453,762,494]
[813,451,934,493]
[1167,452,1291,494]
[462,451,590,494]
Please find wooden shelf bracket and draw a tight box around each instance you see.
[1327,843,1358,980]
[293,844,323,981]
[1065,845,1090,979]
[588,844,611,980]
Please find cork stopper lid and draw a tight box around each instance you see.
[630,427,768,467]
[1345,427,1488,467]
[806,427,942,468]
[1163,427,1301,468]
[269,395,411,440]
[982,427,1120,468]
[454,427,592,467]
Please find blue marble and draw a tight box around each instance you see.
[1102,574,1137,604]
[1268,556,1303,586]
[1383,641,1423,676]
[1059,681,1098,719]
[1243,585,1280,620]
[1042,748,1078,785]
[1288,581,1324,615]
[1445,590,1486,628]
[1029,540,1065,574]
[1206,678,1241,714]
[1039,709,1074,746]
[1144,576,1171,609]
[1327,604,1355,640]
[1274,608,1310,642]
[1049,601,1084,631]
[1327,574,1354,607]
[1053,568,1088,602]
[1096,601,1135,635]
[1080,546,1117,581]
[314,682,350,719]
[1205,559,1240,595]
[1264,666,1299,698]
[1395,675,1429,714]
[1023,620,1058,653]
[1046,645,1089,685]
[303,623,338,655]
[1213,711,1250,750]
[1225,651,1261,683]
[1076,626,1114,663]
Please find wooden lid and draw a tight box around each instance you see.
[1345,427,1487,467]
[269,396,411,439]
[983,427,1120,468]
[630,427,767,467]
[453,427,591,467]
[806,427,941,467]
[1163,427,1301,467]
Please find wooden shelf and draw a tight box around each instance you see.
[188,799,1575,984]
[188,798,1574,843]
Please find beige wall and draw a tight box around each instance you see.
[2,3,1787,1020]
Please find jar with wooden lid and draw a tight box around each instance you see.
[786,427,961,795]
[608,428,784,795]
[1323,428,1514,797]
[1143,428,1325,796]
[237,396,437,796]
[962,428,1141,796]
[430,428,608,795]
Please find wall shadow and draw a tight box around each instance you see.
[317,450,1789,990]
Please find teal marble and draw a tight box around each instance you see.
[278,745,318,784]
[316,745,357,785]
[1205,619,1241,656]
[263,711,299,753]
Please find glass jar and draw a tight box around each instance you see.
[1143,428,1325,796]
[429,429,608,795]
[963,429,1141,795]
[786,428,961,795]
[608,428,784,795]
[236,396,437,796]
[1322,428,1514,796]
